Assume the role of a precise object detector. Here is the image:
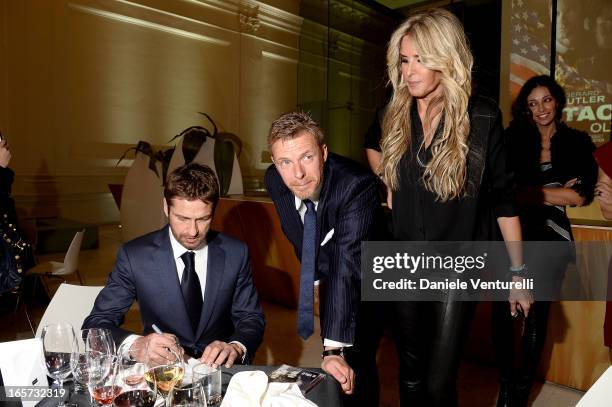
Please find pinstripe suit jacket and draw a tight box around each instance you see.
[265,153,381,343]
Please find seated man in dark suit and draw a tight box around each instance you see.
[83,163,264,367]
[265,112,383,403]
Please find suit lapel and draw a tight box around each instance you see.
[315,158,332,257]
[196,235,224,339]
[152,227,193,339]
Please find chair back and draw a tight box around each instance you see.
[61,229,85,274]
[35,283,103,338]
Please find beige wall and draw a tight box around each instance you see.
[0,0,301,224]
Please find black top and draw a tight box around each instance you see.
[505,121,597,241]
[0,167,16,221]
[363,107,385,152]
[392,96,515,241]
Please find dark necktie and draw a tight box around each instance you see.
[297,200,316,339]
[180,251,203,332]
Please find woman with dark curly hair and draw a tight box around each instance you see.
[492,75,598,407]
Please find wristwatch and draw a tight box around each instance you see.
[321,348,344,359]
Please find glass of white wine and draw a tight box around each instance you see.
[144,345,184,404]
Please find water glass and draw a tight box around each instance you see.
[192,364,222,405]
[169,382,207,407]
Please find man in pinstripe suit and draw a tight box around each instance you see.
[265,111,383,405]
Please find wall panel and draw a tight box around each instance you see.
[1,0,301,223]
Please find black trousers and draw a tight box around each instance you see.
[393,300,476,407]
[491,301,551,397]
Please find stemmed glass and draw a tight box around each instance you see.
[41,323,76,407]
[70,332,93,394]
[70,329,114,393]
[88,355,121,406]
[86,328,115,355]
[114,342,157,407]
[144,346,185,404]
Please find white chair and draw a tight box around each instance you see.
[577,364,612,406]
[28,229,85,296]
[35,283,103,338]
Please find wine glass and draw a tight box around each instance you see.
[85,328,115,356]
[41,323,75,406]
[144,345,185,404]
[71,331,96,393]
[114,342,157,407]
[169,382,207,407]
[88,355,121,406]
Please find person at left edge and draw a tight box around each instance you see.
[265,111,384,403]
[83,163,265,367]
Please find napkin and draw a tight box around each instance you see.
[0,338,48,407]
[183,357,204,384]
[220,371,317,407]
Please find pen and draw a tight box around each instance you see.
[152,324,183,355]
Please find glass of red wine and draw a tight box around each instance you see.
[114,342,158,407]
[41,323,76,407]
[88,355,122,406]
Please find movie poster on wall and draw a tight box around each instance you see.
[555,0,611,145]
[509,0,611,146]
[509,0,552,98]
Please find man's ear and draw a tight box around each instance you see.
[163,198,169,218]
[321,143,328,162]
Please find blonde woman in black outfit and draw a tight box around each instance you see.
[493,75,597,407]
[379,8,532,407]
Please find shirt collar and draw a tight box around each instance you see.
[294,196,319,212]
[168,227,208,260]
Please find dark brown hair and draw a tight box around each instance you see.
[512,75,566,123]
[267,111,325,150]
[164,163,219,207]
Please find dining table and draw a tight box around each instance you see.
[30,364,343,407]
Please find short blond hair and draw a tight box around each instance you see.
[268,111,325,150]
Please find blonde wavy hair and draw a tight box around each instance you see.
[380,8,473,201]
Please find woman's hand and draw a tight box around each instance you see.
[596,168,612,220]
[596,180,612,219]
[508,276,534,317]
